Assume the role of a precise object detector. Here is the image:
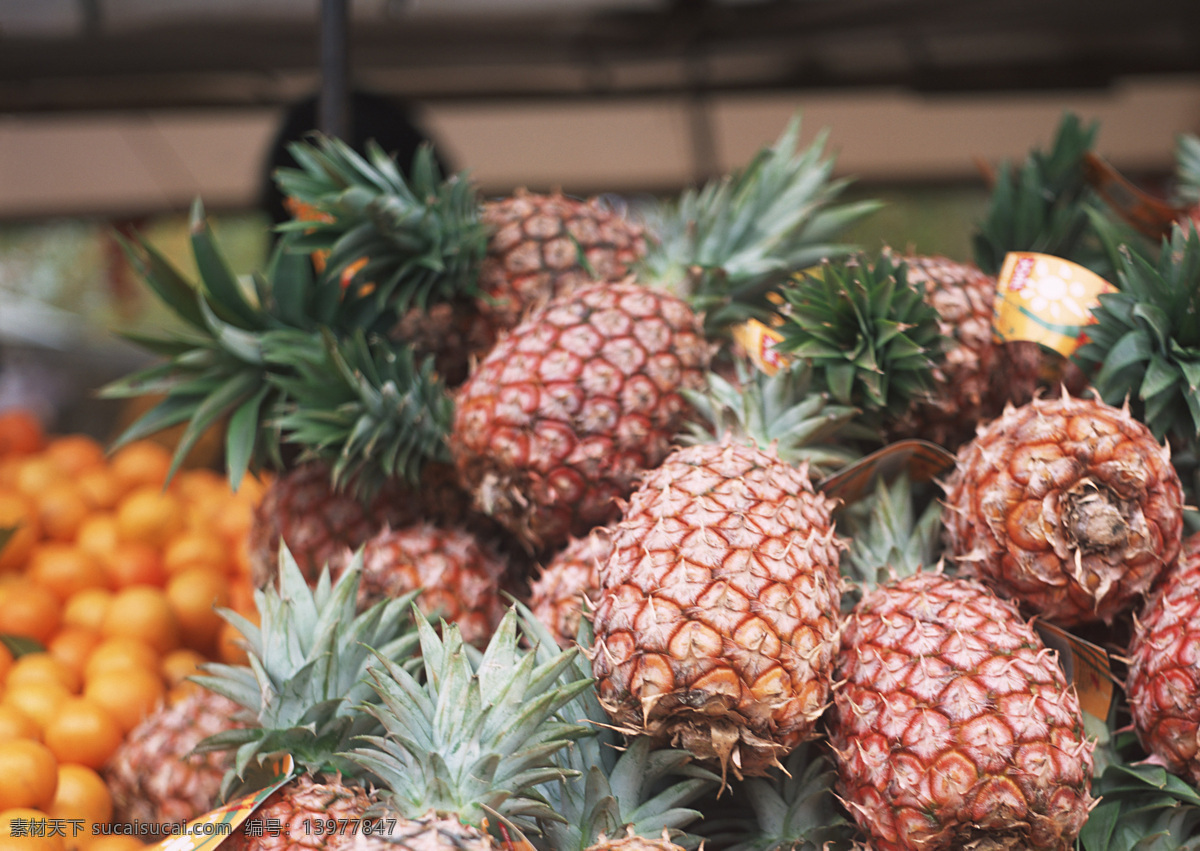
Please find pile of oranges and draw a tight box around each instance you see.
[0,409,267,851]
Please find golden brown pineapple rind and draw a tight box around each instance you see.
[527,527,614,647]
[224,774,375,851]
[479,190,646,332]
[591,438,843,781]
[452,282,711,551]
[831,572,1095,851]
[346,813,497,851]
[942,394,1184,626]
[1127,531,1200,786]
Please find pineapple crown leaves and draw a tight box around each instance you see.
[191,545,421,790]
[1080,761,1200,851]
[264,328,453,497]
[678,359,867,479]
[773,252,946,431]
[274,134,487,332]
[698,743,856,851]
[515,603,718,851]
[1073,221,1200,445]
[1176,133,1200,206]
[638,114,881,336]
[346,607,594,841]
[972,111,1122,279]
[837,471,943,594]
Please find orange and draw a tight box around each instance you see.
[33,484,90,544]
[44,630,101,682]
[174,468,227,504]
[0,706,39,742]
[0,491,39,574]
[27,545,108,603]
[114,486,184,550]
[5,654,81,695]
[162,532,229,577]
[107,442,171,493]
[2,682,70,733]
[75,469,123,513]
[81,638,157,681]
[99,586,179,656]
[81,668,163,735]
[0,645,11,683]
[61,590,113,635]
[43,436,104,477]
[0,581,60,644]
[159,648,206,690]
[45,764,112,842]
[99,542,164,590]
[165,568,229,652]
[0,410,45,457]
[43,699,123,769]
[0,807,66,851]
[0,739,58,809]
[13,459,67,500]
[74,516,118,562]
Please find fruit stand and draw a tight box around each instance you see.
[2,3,1200,851]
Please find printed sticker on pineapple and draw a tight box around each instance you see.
[147,755,295,851]
[992,252,1117,358]
[732,318,790,376]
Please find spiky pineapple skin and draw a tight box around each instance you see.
[333,522,509,648]
[103,690,243,829]
[591,438,843,780]
[248,461,473,587]
[886,252,1040,450]
[451,281,710,551]
[527,527,613,647]
[479,190,646,332]
[1127,531,1200,785]
[224,775,374,851]
[942,394,1184,626]
[831,572,1094,851]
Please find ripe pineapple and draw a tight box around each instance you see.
[332,520,509,647]
[191,547,422,850]
[942,393,1185,626]
[832,476,1095,851]
[104,690,244,828]
[340,608,592,850]
[1126,531,1200,786]
[590,434,844,783]
[451,280,711,551]
[274,137,646,382]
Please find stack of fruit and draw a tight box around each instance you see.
[0,413,265,850]
[11,114,1200,851]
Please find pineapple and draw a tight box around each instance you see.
[190,547,422,850]
[274,137,646,382]
[1175,132,1200,225]
[104,690,245,828]
[339,608,592,850]
[451,280,711,552]
[451,117,879,552]
[831,475,1095,851]
[590,433,844,783]
[332,521,509,648]
[942,392,1185,627]
[1126,531,1200,786]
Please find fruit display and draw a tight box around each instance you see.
[4,111,1200,851]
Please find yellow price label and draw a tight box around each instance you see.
[993,252,1117,358]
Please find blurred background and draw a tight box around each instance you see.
[1,0,1199,437]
